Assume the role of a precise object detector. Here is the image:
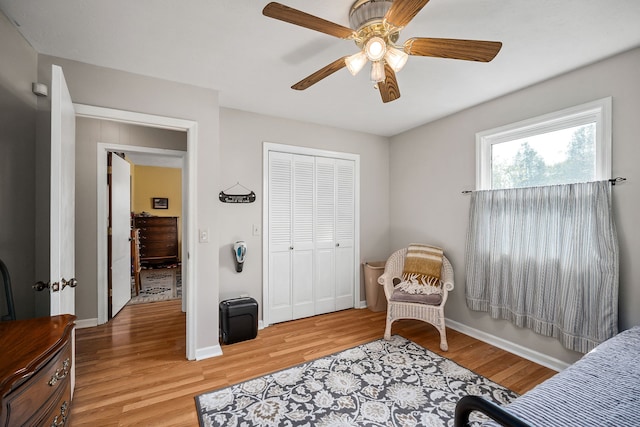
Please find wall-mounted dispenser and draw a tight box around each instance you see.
[233,241,247,272]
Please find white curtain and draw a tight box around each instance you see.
[465,181,619,353]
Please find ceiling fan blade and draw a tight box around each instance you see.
[292,57,348,90]
[384,0,430,29]
[378,65,401,103]
[404,37,503,62]
[263,2,355,39]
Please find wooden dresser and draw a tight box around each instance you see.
[0,314,76,427]
[133,216,179,266]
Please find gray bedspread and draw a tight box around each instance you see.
[484,325,640,427]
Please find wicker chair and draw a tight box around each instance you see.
[378,248,454,351]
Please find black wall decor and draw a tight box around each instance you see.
[219,182,256,203]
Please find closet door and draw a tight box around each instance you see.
[268,152,315,323]
[268,152,293,323]
[335,159,355,310]
[266,146,357,325]
[291,155,315,319]
[314,157,336,315]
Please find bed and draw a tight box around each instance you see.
[455,325,640,427]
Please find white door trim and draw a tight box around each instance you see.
[75,103,198,361]
[262,142,361,327]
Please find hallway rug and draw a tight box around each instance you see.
[194,335,518,426]
[128,269,182,305]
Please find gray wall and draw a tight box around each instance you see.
[389,47,640,365]
[0,11,37,319]
[37,54,221,355]
[75,117,186,320]
[218,108,391,317]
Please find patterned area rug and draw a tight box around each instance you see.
[139,286,172,296]
[195,336,518,426]
[128,270,182,305]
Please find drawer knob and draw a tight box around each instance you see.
[50,400,69,427]
[48,358,70,386]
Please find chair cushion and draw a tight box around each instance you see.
[390,288,443,305]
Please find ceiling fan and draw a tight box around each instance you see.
[262,0,502,103]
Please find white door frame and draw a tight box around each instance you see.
[75,104,198,360]
[262,142,361,327]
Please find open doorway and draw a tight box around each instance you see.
[124,152,184,308]
[100,144,187,320]
[75,103,199,360]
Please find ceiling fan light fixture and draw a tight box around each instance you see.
[364,36,386,61]
[345,51,368,76]
[262,0,503,104]
[384,45,408,72]
[370,60,386,83]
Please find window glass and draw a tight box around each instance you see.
[491,123,596,189]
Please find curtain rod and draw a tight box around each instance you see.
[461,177,627,194]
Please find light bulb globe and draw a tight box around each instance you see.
[370,60,386,83]
[345,51,368,76]
[365,37,386,62]
[385,45,409,72]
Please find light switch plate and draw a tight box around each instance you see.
[252,224,260,236]
[199,229,209,243]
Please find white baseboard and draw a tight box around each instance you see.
[357,300,367,309]
[195,344,223,360]
[445,319,569,372]
[75,318,98,329]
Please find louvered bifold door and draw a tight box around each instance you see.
[268,152,294,323]
[268,149,356,324]
[291,155,315,319]
[314,157,337,315]
[335,159,355,310]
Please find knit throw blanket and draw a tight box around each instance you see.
[398,244,443,295]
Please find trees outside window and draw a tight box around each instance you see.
[491,124,596,189]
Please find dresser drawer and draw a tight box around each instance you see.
[4,342,72,426]
[41,380,72,427]
[138,227,177,240]
[140,241,178,258]
[134,217,177,227]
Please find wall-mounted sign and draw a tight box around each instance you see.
[219,190,256,203]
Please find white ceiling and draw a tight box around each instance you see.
[1,0,639,137]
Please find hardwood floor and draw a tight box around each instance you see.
[70,300,556,426]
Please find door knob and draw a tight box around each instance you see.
[33,281,51,292]
[33,281,61,292]
[33,278,77,292]
[61,278,78,289]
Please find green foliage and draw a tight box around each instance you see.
[492,125,596,189]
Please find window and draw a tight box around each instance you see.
[476,98,612,190]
